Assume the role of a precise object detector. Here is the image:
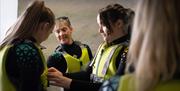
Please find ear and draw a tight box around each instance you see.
[38,22,49,31]
[115,19,124,28]
[42,22,50,30]
[69,26,74,32]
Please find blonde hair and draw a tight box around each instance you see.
[56,16,72,28]
[0,0,55,49]
[127,0,180,91]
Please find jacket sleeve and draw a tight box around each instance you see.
[47,51,67,73]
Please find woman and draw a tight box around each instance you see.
[0,0,55,91]
[48,3,133,91]
[118,0,180,91]
[47,16,93,73]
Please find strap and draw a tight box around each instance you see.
[89,42,105,67]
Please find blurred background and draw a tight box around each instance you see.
[18,0,139,58]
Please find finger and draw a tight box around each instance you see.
[48,67,58,72]
[49,82,62,87]
[47,74,55,78]
[48,77,61,82]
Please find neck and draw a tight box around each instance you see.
[66,38,74,45]
[108,33,127,43]
[32,35,41,45]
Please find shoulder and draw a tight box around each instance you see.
[117,40,129,48]
[116,41,129,54]
[55,44,63,52]
[11,39,43,68]
[49,51,63,60]
[47,51,64,63]
[12,39,41,62]
[13,39,37,49]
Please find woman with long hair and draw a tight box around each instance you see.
[0,0,55,91]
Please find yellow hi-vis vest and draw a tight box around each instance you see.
[62,45,90,73]
[91,42,127,82]
[0,44,48,91]
[118,74,180,91]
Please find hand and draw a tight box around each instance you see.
[47,67,72,89]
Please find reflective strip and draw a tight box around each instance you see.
[101,45,119,76]
[89,43,104,67]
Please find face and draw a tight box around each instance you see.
[36,23,54,44]
[97,14,126,43]
[97,14,110,42]
[54,22,73,45]
[41,24,54,42]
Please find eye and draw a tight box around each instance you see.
[61,27,68,32]
[54,29,60,34]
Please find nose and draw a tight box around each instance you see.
[98,27,103,33]
[58,31,64,37]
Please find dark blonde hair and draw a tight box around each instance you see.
[56,16,71,26]
[127,0,180,91]
[0,0,55,49]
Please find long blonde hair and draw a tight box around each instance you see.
[127,0,180,91]
[0,0,55,50]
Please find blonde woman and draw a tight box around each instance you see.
[0,0,55,91]
[47,16,93,73]
[118,0,180,91]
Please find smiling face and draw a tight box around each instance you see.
[97,14,126,43]
[54,20,73,45]
[97,14,110,42]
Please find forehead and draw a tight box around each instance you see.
[56,21,69,28]
[97,14,101,24]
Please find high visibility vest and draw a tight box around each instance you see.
[0,44,48,91]
[91,42,128,82]
[118,74,180,91]
[61,45,90,73]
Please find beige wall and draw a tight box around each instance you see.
[18,0,139,58]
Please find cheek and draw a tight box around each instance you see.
[102,28,109,35]
[54,33,59,37]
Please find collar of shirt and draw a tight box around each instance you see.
[106,35,129,47]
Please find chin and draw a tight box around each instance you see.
[60,41,68,44]
[103,38,108,42]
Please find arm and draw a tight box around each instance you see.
[48,67,102,91]
[64,65,92,81]
[47,52,67,73]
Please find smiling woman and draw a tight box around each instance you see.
[18,0,140,58]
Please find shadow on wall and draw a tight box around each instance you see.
[18,0,139,58]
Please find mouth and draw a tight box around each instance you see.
[59,36,69,41]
